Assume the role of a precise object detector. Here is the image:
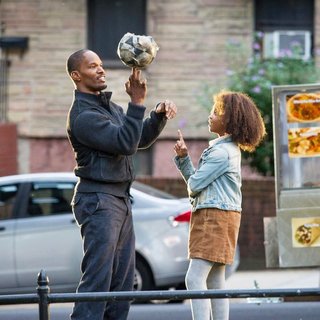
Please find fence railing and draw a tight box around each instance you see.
[0,270,319,320]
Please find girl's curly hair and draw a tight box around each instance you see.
[213,90,266,152]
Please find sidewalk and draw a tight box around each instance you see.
[226,267,320,290]
[225,267,320,303]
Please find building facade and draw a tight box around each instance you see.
[0,0,319,177]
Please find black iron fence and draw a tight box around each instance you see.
[0,270,319,320]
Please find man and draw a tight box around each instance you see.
[66,49,177,320]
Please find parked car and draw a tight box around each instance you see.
[0,172,239,296]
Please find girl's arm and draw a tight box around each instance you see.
[187,148,228,197]
[173,130,195,182]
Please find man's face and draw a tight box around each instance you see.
[73,50,107,94]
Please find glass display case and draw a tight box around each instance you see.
[272,83,320,267]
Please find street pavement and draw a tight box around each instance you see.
[1,301,320,320]
[0,267,319,319]
[225,266,320,303]
[227,267,320,290]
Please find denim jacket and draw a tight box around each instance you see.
[174,135,242,212]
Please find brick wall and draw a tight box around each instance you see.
[152,139,209,178]
[0,0,254,172]
[4,0,320,141]
[137,176,276,269]
[28,138,75,173]
[0,123,17,176]
[146,0,254,138]
[1,0,86,138]
[2,0,320,179]
[240,178,276,268]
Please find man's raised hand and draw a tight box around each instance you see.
[125,68,147,106]
[155,100,177,120]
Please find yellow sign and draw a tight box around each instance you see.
[288,127,320,158]
[286,93,320,123]
[292,217,320,248]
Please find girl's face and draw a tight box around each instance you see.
[208,104,226,136]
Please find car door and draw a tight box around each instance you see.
[15,180,83,292]
[0,182,20,292]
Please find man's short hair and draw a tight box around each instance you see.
[66,49,89,75]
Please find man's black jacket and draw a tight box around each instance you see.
[67,90,167,195]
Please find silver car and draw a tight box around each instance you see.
[0,172,239,295]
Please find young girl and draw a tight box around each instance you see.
[173,90,266,320]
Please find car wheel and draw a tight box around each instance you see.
[134,256,154,292]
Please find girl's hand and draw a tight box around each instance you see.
[174,129,188,157]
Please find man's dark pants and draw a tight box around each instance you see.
[70,192,135,320]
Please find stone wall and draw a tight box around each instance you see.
[1,0,320,181]
[0,0,254,173]
[1,0,86,138]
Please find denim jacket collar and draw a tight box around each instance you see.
[209,134,232,147]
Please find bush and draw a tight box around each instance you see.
[199,33,320,176]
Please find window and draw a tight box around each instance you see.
[87,0,146,67]
[0,184,18,220]
[255,0,314,32]
[28,182,75,217]
[255,0,314,58]
[263,31,311,59]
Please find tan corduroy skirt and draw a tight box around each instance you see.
[188,208,241,265]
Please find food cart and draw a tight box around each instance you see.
[265,83,320,268]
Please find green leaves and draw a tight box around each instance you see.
[199,35,320,176]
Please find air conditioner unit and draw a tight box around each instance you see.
[262,31,311,59]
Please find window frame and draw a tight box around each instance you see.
[87,0,147,68]
[255,0,314,32]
